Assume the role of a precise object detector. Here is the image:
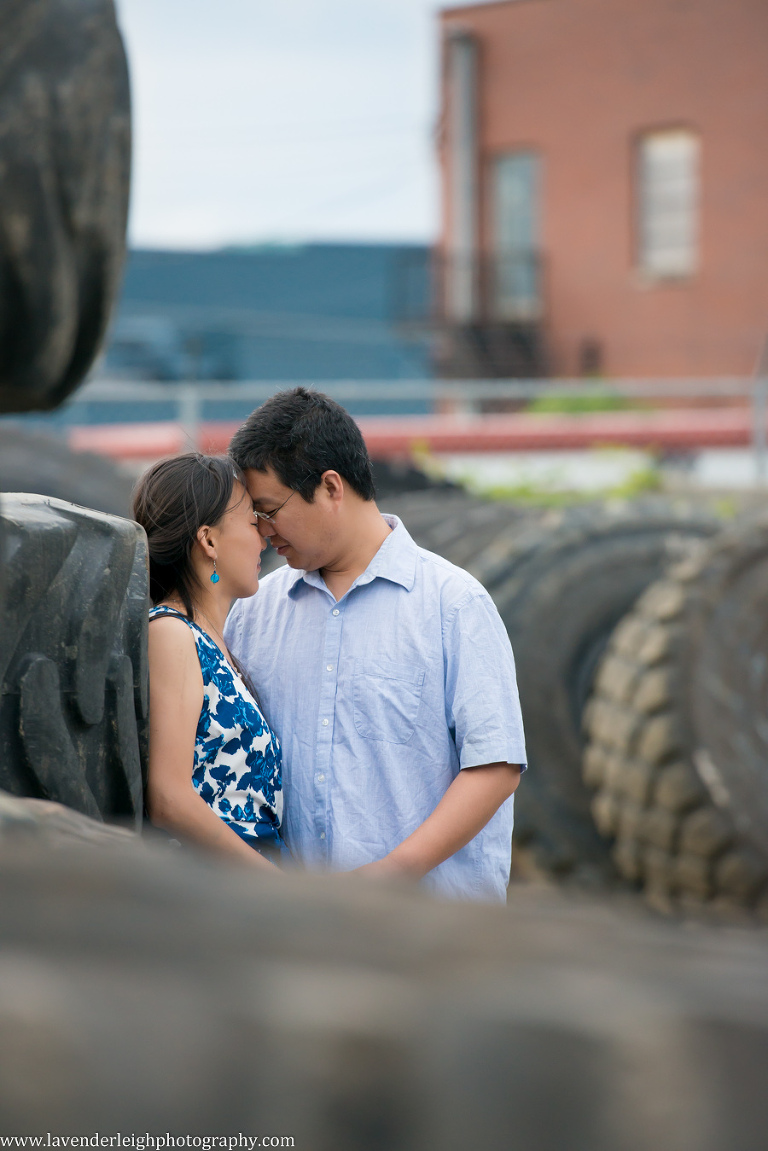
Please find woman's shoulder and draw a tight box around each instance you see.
[148,608,200,655]
[147,611,204,698]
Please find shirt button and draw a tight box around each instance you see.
[326,664,333,671]
[319,831,326,840]
[332,608,340,616]
[322,718,329,726]
[317,773,325,782]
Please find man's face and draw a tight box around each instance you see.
[244,466,336,571]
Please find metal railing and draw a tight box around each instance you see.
[71,374,763,405]
[8,375,768,477]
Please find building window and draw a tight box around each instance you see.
[637,129,699,278]
[493,151,541,320]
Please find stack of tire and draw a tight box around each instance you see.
[379,480,768,916]
[583,515,768,914]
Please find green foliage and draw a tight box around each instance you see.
[712,496,740,520]
[476,483,583,507]
[526,390,634,414]
[458,464,664,507]
[608,466,663,499]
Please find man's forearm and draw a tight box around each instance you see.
[360,762,521,880]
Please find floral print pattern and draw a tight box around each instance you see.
[149,605,282,849]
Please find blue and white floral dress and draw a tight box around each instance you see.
[149,605,284,857]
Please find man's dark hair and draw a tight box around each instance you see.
[229,387,376,502]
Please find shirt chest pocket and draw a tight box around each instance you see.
[353,658,426,745]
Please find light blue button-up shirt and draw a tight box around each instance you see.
[224,514,527,900]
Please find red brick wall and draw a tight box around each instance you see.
[439,0,768,376]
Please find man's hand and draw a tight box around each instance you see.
[352,762,522,882]
[351,856,415,881]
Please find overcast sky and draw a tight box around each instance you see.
[115,0,451,250]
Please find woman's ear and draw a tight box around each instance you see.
[195,524,217,558]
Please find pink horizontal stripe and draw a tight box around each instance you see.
[68,408,756,461]
[69,423,189,457]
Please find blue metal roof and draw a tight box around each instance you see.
[105,243,433,388]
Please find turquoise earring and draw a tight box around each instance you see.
[210,558,219,584]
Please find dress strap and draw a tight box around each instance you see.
[149,605,220,656]
[149,605,197,629]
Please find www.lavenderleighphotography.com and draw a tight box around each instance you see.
[1,1139,293,1149]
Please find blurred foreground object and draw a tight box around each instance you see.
[0,819,766,1149]
[0,0,130,412]
[0,788,135,845]
[0,495,147,826]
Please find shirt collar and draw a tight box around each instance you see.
[285,513,418,597]
[358,514,418,591]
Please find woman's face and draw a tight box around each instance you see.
[209,481,266,600]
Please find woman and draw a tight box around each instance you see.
[133,452,283,871]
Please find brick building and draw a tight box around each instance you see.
[437,0,768,378]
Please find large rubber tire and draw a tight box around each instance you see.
[0,0,131,412]
[456,501,718,879]
[583,519,768,910]
[686,519,768,864]
[0,493,148,827]
[1,834,768,1145]
[0,425,135,516]
[405,494,530,572]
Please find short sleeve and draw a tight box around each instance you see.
[443,590,527,771]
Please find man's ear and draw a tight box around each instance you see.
[320,471,345,502]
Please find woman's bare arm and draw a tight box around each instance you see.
[146,615,277,871]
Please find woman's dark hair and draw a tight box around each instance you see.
[228,386,375,502]
[132,453,245,617]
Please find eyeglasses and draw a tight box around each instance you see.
[252,489,296,527]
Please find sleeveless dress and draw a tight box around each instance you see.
[148,605,284,858]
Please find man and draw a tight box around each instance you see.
[225,387,526,900]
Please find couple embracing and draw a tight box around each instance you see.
[135,388,527,901]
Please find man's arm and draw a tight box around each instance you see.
[354,762,522,880]
[356,586,526,882]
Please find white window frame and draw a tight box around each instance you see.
[637,129,700,279]
[492,149,541,321]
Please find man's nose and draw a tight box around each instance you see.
[257,517,276,538]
